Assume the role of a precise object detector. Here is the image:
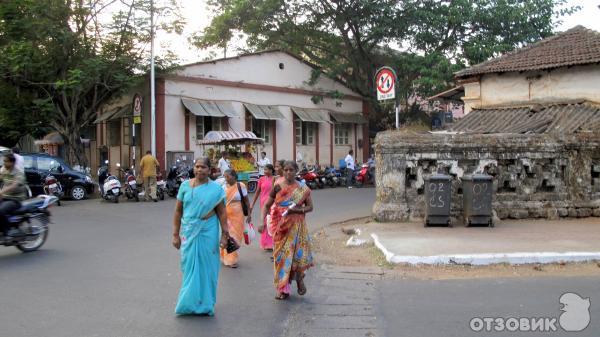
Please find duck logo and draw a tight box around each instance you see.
[559,292,591,332]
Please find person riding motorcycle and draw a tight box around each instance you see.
[0,153,27,237]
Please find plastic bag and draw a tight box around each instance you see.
[244,222,256,245]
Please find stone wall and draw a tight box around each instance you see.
[373,131,600,223]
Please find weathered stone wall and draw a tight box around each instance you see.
[373,131,600,223]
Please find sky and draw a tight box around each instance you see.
[155,0,600,64]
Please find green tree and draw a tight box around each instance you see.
[0,0,183,165]
[194,0,578,129]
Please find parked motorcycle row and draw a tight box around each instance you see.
[98,160,167,203]
[292,164,375,190]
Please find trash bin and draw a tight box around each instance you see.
[462,174,494,227]
[424,174,452,227]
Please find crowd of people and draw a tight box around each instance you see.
[171,157,314,316]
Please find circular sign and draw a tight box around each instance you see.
[133,94,142,116]
[376,69,395,94]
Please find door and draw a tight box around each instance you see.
[23,155,44,196]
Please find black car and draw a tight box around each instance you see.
[22,153,95,200]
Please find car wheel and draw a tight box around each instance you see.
[70,185,87,200]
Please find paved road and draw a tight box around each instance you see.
[3,186,599,337]
[0,186,375,337]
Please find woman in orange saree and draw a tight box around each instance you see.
[220,169,251,268]
[262,161,314,300]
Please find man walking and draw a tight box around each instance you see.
[257,151,271,176]
[218,152,230,176]
[345,149,355,188]
[140,150,159,202]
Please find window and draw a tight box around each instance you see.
[196,117,226,140]
[37,157,62,171]
[334,123,350,145]
[123,118,130,145]
[81,125,97,141]
[108,120,121,146]
[252,119,271,144]
[23,155,35,170]
[295,119,316,145]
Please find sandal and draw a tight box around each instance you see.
[296,274,307,296]
[275,292,289,300]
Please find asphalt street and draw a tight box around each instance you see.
[0,186,375,337]
[2,185,600,337]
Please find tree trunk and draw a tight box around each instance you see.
[60,127,88,170]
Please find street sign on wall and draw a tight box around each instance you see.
[376,67,396,101]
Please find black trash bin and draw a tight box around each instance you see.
[424,174,452,227]
[462,174,494,227]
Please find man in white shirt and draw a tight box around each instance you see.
[257,151,271,176]
[345,149,355,188]
[11,147,24,173]
[218,152,230,176]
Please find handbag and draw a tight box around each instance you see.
[244,222,256,245]
[225,236,240,253]
[237,182,249,216]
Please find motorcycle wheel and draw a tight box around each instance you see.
[134,192,139,202]
[16,218,49,253]
[159,190,165,200]
[114,195,119,203]
[247,181,258,193]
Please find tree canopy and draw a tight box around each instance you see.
[195,0,579,129]
[0,0,182,165]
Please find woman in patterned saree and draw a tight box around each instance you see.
[220,169,251,268]
[172,157,229,316]
[262,161,314,300]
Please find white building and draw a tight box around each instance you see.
[94,50,370,172]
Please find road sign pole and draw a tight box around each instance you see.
[395,105,399,130]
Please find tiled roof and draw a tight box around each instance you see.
[456,26,600,78]
[451,101,600,134]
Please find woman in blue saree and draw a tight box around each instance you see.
[172,157,230,316]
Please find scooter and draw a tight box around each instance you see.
[1,194,57,252]
[42,173,63,206]
[120,166,139,202]
[98,161,121,203]
[316,166,327,189]
[247,172,260,193]
[355,163,370,187]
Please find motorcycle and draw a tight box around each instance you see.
[1,194,57,252]
[42,173,64,206]
[156,171,166,200]
[324,166,340,187]
[316,166,327,189]
[98,161,121,203]
[120,166,139,202]
[298,167,319,190]
[166,162,190,197]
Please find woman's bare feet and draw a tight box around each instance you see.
[296,273,307,296]
[275,292,289,300]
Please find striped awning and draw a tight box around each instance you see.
[198,131,264,145]
[244,103,286,120]
[291,107,331,123]
[329,111,368,124]
[182,98,238,117]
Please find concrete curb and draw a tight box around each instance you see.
[371,233,600,266]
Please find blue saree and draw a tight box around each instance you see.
[175,180,225,316]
